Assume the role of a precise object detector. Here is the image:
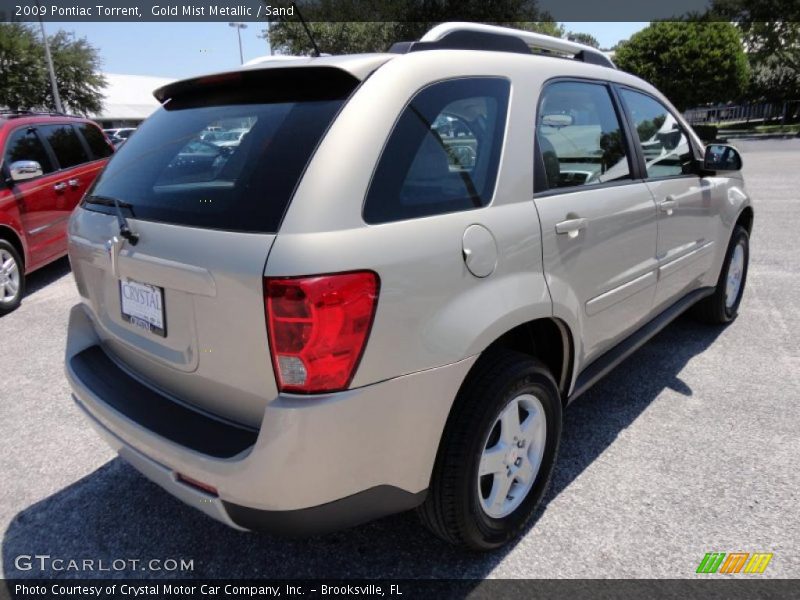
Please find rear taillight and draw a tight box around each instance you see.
[264,271,379,394]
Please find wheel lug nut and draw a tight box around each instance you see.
[514,458,522,467]
[517,440,525,448]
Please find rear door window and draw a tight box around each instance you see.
[85,68,357,233]
[364,77,510,224]
[3,127,54,175]
[39,124,90,170]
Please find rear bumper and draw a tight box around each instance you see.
[66,303,475,533]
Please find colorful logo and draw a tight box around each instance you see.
[696,552,773,574]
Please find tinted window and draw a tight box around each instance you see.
[3,128,54,175]
[78,123,113,159]
[536,81,631,190]
[364,77,510,224]
[87,99,347,233]
[620,89,694,178]
[40,124,89,169]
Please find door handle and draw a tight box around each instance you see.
[555,217,588,238]
[658,198,678,215]
[68,178,80,187]
[53,182,67,192]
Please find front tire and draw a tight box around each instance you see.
[418,349,562,550]
[0,240,24,316]
[692,225,749,324]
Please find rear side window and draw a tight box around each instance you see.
[364,77,510,224]
[619,89,694,178]
[3,128,54,175]
[39,124,89,169]
[77,123,113,159]
[86,68,357,233]
[536,81,631,190]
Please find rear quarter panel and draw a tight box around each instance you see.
[271,51,556,387]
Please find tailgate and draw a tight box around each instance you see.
[69,211,276,427]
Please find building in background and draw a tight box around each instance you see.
[91,73,175,128]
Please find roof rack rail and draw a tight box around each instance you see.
[389,22,616,70]
[0,108,77,118]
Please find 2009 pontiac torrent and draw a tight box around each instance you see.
[65,23,752,550]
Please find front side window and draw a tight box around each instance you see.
[39,124,89,169]
[3,128,54,175]
[536,81,631,190]
[619,89,695,178]
[364,77,510,224]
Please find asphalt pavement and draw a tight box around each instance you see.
[1,139,798,579]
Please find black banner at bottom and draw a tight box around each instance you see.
[1,579,797,600]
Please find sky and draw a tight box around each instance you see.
[54,22,648,80]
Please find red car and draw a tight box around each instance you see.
[0,112,113,314]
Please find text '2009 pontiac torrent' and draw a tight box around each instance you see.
[65,23,752,550]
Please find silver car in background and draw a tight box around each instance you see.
[65,23,752,550]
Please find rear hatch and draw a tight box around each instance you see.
[68,67,360,428]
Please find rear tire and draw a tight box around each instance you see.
[692,225,749,324]
[418,349,562,550]
[0,240,24,316]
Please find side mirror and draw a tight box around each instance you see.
[9,160,43,182]
[703,144,742,172]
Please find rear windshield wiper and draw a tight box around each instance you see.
[84,195,139,245]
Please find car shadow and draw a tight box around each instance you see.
[2,315,724,580]
[23,257,71,297]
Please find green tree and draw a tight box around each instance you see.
[0,23,106,114]
[0,23,46,111]
[46,30,106,114]
[748,55,800,103]
[266,0,560,55]
[614,21,749,110]
[711,0,800,72]
[710,0,799,104]
[269,22,396,55]
[269,20,565,56]
[567,31,600,48]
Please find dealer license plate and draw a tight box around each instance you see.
[119,279,166,337]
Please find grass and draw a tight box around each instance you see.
[705,120,800,134]
[750,123,800,134]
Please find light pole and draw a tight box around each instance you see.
[36,2,63,113]
[229,22,247,64]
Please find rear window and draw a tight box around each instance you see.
[85,68,357,233]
